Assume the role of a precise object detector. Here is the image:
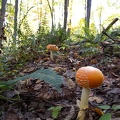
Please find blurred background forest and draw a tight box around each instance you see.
[0,0,120,76]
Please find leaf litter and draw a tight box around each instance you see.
[0,47,120,120]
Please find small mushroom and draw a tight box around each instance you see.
[75,66,104,120]
[46,44,58,60]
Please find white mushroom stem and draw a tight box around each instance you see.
[50,51,53,60]
[77,88,90,120]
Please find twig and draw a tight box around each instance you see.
[102,18,119,33]
[101,18,120,42]
[102,31,117,42]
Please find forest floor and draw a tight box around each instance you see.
[0,46,120,120]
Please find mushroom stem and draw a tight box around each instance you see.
[77,88,90,120]
[50,51,53,60]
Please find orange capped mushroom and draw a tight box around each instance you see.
[76,66,104,89]
[46,44,58,60]
[75,66,104,120]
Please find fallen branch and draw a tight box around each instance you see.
[102,18,119,33]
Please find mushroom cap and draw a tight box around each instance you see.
[46,44,58,51]
[75,66,104,88]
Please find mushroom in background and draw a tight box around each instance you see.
[46,44,58,60]
[75,66,104,120]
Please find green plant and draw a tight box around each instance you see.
[98,105,120,120]
[73,25,101,57]
[0,67,64,92]
[99,113,111,120]
[48,106,63,119]
[98,105,120,111]
[0,84,12,92]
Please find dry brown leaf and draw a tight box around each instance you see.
[63,70,75,78]
[54,67,66,73]
[92,107,104,116]
[34,83,42,90]
[23,78,32,86]
[63,78,76,89]
[43,57,50,62]
[90,59,97,64]
[89,96,104,103]
[23,67,35,73]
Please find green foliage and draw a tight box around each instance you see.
[36,23,69,48]
[98,105,120,111]
[74,24,120,57]
[0,84,12,91]
[112,105,120,110]
[109,28,120,38]
[99,113,111,120]
[72,17,120,57]
[0,68,64,92]
[98,105,120,120]
[48,106,63,119]
[100,28,120,56]
[3,5,37,63]
[79,45,100,56]
[71,19,102,57]
[75,27,100,56]
[97,105,111,110]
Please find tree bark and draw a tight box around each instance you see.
[85,0,92,28]
[46,0,54,30]
[13,0,18,45]
[0,0,7,49]
[63,0,69,31]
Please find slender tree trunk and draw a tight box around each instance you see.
[0,0,7,49]
[85,0,92,28]
[67,0,73,36]
[46,0,54,30]
[13,0,18,45]
[63,0,69,31]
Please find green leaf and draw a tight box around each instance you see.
[98,105,111,110]
[99,113,111,120]
[0,85,13,90]
[112,105,120,110]
[48,106,63,119]
[0,68,64,92]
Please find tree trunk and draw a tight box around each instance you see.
[0,0,7,49]
[46,0,54,30]
[63,0,69,31]
[85,0,92,28]
[13,0,18,45]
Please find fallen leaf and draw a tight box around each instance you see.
[63,70,75,78]
[89,96,104,103]
[23,67,35,73]
[63,78,76,89]
[54,67,66,73]
[92,107,104,116]
[34,83,42,90]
